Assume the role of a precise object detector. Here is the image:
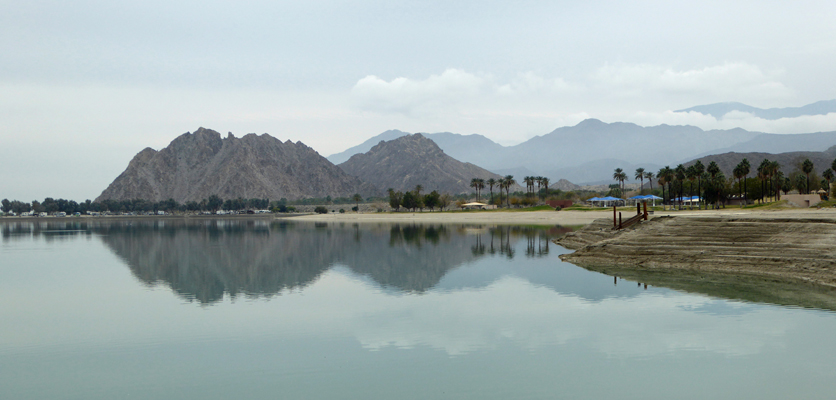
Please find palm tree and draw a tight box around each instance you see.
[635,168,645,194]
[415,184,423,197]
[768,161,780,200]
[613,168,624,196]
[823,169,833,196]
[733,163,745,204]
[644,171,655,195]
[693,161,705,209]
[535,176,543,201]
[686,165,697,209]
[470,178,479,200]
[658,166,671,209]
[523,176,534,198]
[741,158,751,202]
[476,178,485,201]
[497,177,506,205]
[707,161,720,208]
[487,178,497,204]
[802,158,814,194]
[540,177,550,200]
[503,175,515,208]
[352,193,362,212]
[674,164,686,209]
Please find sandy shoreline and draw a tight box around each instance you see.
[5,207,836,226]
[557,213,836,288]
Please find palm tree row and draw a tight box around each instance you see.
[523,176,551,201]
[470,178,485,201]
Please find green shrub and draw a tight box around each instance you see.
[314,206,328,214]
[339,209,346,213]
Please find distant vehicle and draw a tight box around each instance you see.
[256,209,271,214]
[74,212,81,217]
[246,210,255,214]
[157,211,166,215]
[216,210,227,215]
[38,212,48,217]
[56,212,66,217]
[87,211,100,216]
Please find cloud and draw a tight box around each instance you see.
[351,69,581,117]
[592,62,793,102]
[624,110,836,134]
[351,69,489,116]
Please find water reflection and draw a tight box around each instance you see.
[1,220,570,304]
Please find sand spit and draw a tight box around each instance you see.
[290,210,612,226]
[557,215,836,288]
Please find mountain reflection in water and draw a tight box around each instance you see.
[1,220,569,304]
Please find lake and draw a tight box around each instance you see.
[2,219,836,399]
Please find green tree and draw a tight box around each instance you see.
[540,177,550,200]
[486,178,497,204]
[423,190,441,211]
[1,199,10,213]
[802,158,814,194]
[503,175,516,208]
[352,193,362,213]
[635,168,645,194]
[314,206,328,214]
[707,161,721,208]
[740,158,751,202]
[674,164,686,208]
[207,195,223,211]
[402,191,422,211]
[438,193,451,211]
[388,188,403,211]
[692,160,705,209]
[644,171,655,194]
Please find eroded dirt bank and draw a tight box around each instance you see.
[557,216,836,288]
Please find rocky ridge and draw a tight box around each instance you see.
[338,133,510,194]
[97,128,377,202]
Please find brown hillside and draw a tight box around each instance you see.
[96,128,378,202]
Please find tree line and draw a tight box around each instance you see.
[1,196,274,215]
[611,155,836,208]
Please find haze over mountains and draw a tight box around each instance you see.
[676,100,836,120]
[330,115,836,185]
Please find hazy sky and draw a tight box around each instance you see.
[2,0,836,200]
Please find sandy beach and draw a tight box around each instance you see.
[288,207,836,225]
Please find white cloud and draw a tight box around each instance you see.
[351,69,489,116]
[624,110,836,134]
[592,62,793,102]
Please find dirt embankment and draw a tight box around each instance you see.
[557,216,836,288]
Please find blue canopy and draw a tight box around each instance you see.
[586,197,602,201]
[598,196,624,201]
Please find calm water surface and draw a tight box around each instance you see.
[2,219,836,399]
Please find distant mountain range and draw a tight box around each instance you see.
[330,119,836,186]
[685,145,836,179]
[676,99,836,120]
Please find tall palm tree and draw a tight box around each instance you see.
[741,158,751,202]
[733,163,745,203]
[675,164,686,209]
[415,184,423,197]
[476,178,485,201]
[707,161,720,208]
[635,167,645,194]
[540,177,550,200]
[535,176,543,201]
[802,158,814,194]
[658,166,671,209]
[613,168,624,196]
[686,166,697,209]
[503,175,515,208]
[523,176,534,198]
[823,169,833,196]
[470,179,479,200]
[768,161,780,200]
[693,160,705,209]
[487,178,497,204]
[644,171,655,195]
